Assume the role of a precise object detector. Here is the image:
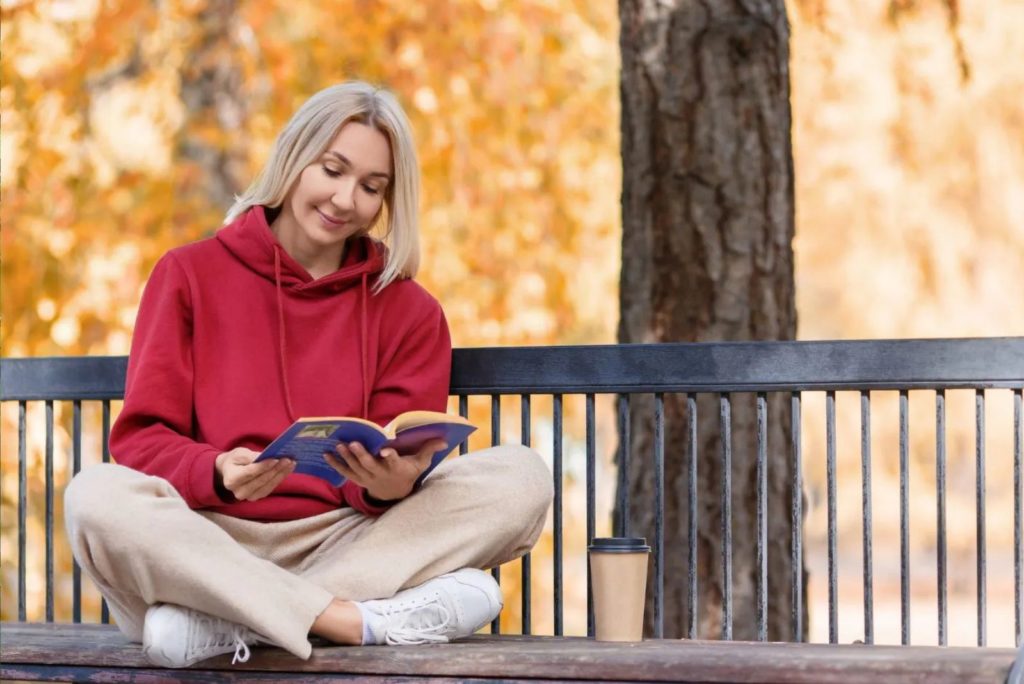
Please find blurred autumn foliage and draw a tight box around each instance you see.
[1,0,1022,646]
[790,0,1024,341]
[1,0,620,357]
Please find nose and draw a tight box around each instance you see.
[330,178,356,211]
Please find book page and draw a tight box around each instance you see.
[389,410,473,432]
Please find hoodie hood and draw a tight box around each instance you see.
[216,206,383,422]
[216,205,385,294]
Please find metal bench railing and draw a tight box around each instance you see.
[2,339,1022,647]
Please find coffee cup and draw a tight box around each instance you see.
[588,536,651,641]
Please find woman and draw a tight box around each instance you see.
[64,81,552,669]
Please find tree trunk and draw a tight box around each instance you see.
[177,0,249,218]
[617,0,803,641]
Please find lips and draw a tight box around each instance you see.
[316,208,349,227]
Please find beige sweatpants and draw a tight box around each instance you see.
[64,445,552,660]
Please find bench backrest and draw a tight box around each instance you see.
[2,339,1022,646]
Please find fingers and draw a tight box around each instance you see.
[245,463,293,500]
[378,439,446,471]
[323,439,449,500]
[324,449,359,482]
[339,442,378,479]
[233,458,292,500]
[226,456,279,485]
[228,458,294,501]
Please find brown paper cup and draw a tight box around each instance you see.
[588,537,651,641]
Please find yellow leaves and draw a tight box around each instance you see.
[50,316,81,347]
[33,91,80,158]
[36,298,58,321]
[8,12,74,78]
[43,0,102,23]
[412,85,439,114]
[2,0,622,360]
[44,227,76,259]
[790,0,1024,339]
[396,41,424,69]
[448,74,471,98]
[0,105,24,190]
[89,79,181,174]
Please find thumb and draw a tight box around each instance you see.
[232,448,260,465]
[416,439,447,465]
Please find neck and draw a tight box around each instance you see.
[269,215,348,280]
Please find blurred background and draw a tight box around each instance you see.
[2,0,1022,647]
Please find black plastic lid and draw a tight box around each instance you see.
[588,537,651,553]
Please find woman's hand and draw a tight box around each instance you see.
[215,447,295,501]
[324,439,448,503]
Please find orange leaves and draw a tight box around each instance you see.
[3,0,621,357]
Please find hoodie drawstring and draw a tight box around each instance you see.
[360,272,370,420]
[273,246,298,422]
[272,243,371,424]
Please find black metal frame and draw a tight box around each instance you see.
[2,338,1023,647]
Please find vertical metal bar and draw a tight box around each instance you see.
[654,393,665,639]
[102,400,111,624]
[18,400,27,622]
[687,394,698,640]
[458,395,469,455]
[73,400,82,624]
[899,389,911,645]
[520,394,531,636]
[860,391,874,645]
[976,389,987,647]
[617,394,630,537]
[1014,388,1022,647]
[826,391,838,644]
[756,393,768,642]
[586,393,596,638]
[791,392,803,643]
[720,393,733,640]
[72,402,82,475]
[936,390,948,646]
[102,400,111,464]
[553,394,564,637]
[490,394,501,635]
[45,400,54,623]
[490,394,500,444]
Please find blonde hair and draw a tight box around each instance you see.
[226,82,420,290]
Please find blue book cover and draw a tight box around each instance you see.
[255,411,477,486]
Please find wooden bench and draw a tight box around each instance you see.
[2,339,1023,682]
[3,623,1018,683]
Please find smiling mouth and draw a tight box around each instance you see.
[316,209,349,227]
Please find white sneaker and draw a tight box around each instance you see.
[142,603,263,668]
[361,568,503,645]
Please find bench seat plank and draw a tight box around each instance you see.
[1,623,1015,683]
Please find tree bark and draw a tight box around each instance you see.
[177,0,249,217]
[618,0,803,641]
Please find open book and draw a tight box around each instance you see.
[255,411,477,486]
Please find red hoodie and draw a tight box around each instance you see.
[109,206,452,521]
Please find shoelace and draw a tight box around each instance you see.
[189,613,253,665]
[379,594,454,646]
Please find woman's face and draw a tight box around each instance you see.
[278,121,393,254]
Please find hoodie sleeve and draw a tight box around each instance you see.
[367,295,452,424]
[341,292,452,515]
[109,252,228,509]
